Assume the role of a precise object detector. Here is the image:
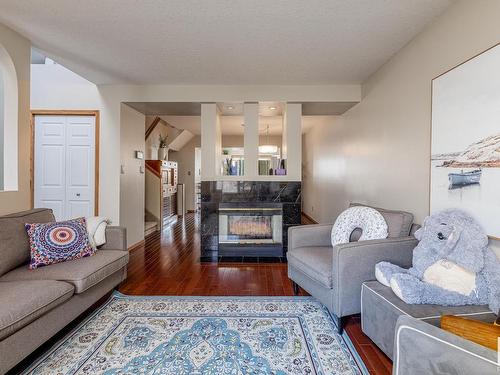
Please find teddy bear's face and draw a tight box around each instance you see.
[415,209,488,270]
[415,215,462,256]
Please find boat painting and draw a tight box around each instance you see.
[448,169,482,189]
[430,43,500,237]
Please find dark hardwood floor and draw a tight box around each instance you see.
[119,213,392,375]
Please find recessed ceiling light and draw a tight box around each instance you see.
[227,106,234,110]
[269,106,277,110]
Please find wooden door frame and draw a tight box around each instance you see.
[30,110,100,216]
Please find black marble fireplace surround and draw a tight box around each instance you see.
[200,181,301,262]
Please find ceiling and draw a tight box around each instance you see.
[0,0,453,85]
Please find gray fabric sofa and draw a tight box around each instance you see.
[287,203,419,333]
[362,280,497,361]
[392,315,498,374]
[0,208,129,374]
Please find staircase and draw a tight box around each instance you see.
[144,210,159,237]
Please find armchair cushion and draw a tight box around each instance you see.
[287,246,333,288]
[350,203,413,238]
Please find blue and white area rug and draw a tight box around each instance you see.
[25,293,368,374]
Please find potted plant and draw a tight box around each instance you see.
[158,134,169,160]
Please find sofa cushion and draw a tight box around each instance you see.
[25,217,95,269]
[362,281,495,323]
[350,203,413,238]
[287,246,333,288]
[0,209,55,277]
[0,280,74,340]
[0,250,129,294]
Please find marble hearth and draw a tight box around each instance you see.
[200,181,301,262]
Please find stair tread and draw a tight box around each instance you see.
[145,221,158,231]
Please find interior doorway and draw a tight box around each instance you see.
[31,110,100,221]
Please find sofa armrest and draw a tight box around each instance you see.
[332,236,417,316]
[393,315,498,375]
[98,226,127,251]
[288,223,333,249]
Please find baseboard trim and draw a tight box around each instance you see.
[128,239,145,252]
[301,212,318,224]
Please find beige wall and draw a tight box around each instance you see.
[169,135,201,212]
[119,104,145,247]
[302,0,500,254]
[222,134,282,148]
[0,23,31,214]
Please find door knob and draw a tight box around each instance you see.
[76,193,81,197]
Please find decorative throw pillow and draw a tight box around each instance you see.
[331,206,388,247]
[25,217,95,269]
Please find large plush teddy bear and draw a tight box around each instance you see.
[375,209,500,314]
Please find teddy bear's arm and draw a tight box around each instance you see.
[375,261,408,287]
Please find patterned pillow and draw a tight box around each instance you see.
[331,206,388,246]
[25,217,95,269]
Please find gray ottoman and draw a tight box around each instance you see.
[361,280,497,360]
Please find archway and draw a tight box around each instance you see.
[0,43,19,191]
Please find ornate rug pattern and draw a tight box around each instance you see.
[24,293,368,374]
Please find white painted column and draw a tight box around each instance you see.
[243,102,259,179]
[201,103,221,180]
[283,103,302,180]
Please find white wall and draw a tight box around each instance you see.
[302,116,343,221]
[31,63,100,109]
[119,104,145,247]
[243,103,259,179]
[169,135,201,212]
[302,0,500,255]
[283,103,302,180]
[0,23,30,214]
[0,70,4,190]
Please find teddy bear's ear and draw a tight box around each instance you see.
[444,225,462,252]
[414,216,429,240]
[446,224,486,273]
[414,228,423,241]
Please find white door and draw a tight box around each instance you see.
[34,115,96,221]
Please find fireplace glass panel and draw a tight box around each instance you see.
[219,206,282,245]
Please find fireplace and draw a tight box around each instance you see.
[218,203,283,256]
[200,181,301,262]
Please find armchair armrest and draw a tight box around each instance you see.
[332,236,417,316]
[98,226,128,251]
[393,315,498,375]
[288,223,333,249]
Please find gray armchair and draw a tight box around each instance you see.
[393,315,498,375]
[287,204,418,333]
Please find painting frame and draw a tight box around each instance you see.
[430,42,500,240]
